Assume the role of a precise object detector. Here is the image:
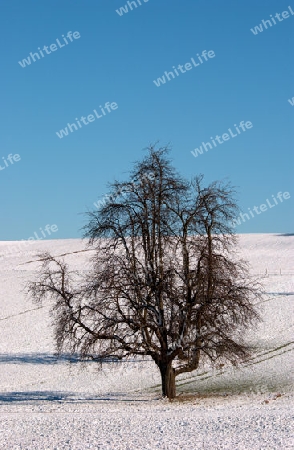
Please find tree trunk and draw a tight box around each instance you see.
[159,362,176,399]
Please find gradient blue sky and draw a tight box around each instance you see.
[0,0,293,240]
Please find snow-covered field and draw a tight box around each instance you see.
[0,234,293,449]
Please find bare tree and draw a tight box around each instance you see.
[28,146,262,399]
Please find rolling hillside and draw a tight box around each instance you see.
[0,234,293,449]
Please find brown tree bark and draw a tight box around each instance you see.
[159,362,176,399]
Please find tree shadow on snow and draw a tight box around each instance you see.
[0,391,151,404]
[0,353,128,365]
[0,353,82,365]
[0,353,149,365]
[0,391,69,403]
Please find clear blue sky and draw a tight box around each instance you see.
[0,0,293,240]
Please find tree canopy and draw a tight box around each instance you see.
[28,146,262,399]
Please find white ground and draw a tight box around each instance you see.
[0,234,293,449]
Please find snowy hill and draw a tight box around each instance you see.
[0,234,293,449]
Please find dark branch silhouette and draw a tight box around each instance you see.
[28,145,262,399]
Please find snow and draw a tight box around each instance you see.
[0,234,293,449]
